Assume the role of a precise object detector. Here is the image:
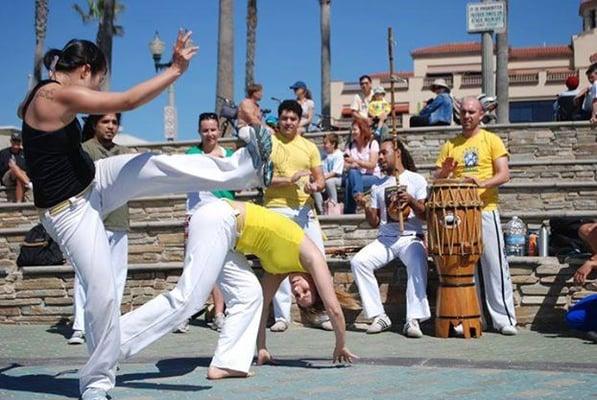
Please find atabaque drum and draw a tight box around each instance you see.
[426,179,484,338]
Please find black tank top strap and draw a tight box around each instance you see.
[21,79,60,116]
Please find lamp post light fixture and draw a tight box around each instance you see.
[149,31,177,141]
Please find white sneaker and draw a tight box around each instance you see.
[311,313,333,331]
[403,319,423,338]
[68,330,85,345]
[500,325,518,336]
[587,331,597,342]
[270,319,289,332]
[211,313,225,332]
[174,320,190,334]
[81,388,108,400]
[366,314,392,334]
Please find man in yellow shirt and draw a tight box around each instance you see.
[264,100,331,331]
[433,97,517,336]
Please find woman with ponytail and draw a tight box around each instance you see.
[18,31,273,400]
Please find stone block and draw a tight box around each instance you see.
[44,297,73,306]
[520,284,568,296]
[0,307,20,316]
[16,289,66,298]
[0,298,41,306]
[15,278,64,290]
[535,264,576,276]
[22,305,72,315]
[511,275,539,285]
[521,296,566,306]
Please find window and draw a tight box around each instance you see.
[509,101,554,123]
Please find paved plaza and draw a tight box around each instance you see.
[0,322,595,399]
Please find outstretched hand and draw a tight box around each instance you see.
[171,29,199,75]
[439,157,458,178]
[333,346,358,364]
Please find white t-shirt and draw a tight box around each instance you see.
[322,149,344,176]
[300,99,315,121]
[370,171,427,238]
[344,139,381,177]
[350,92,373,119]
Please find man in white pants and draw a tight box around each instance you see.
[70,113,131,345]
[433,96,517,336]
[351,139,431,337]
[265,100,330,331]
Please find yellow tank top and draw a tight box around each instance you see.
[235,202,306,274]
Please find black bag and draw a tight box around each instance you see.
[555,96,578,121]
[16,224,65,267]
[549,217,592,257]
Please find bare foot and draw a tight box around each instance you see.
[207,366,254,380]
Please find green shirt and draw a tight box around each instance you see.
[185,145,235,200]
[82,138,131,231]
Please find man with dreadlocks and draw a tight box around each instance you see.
[351,138,431,337]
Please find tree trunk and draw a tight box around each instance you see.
[320,0,331,129]
[97,0,114,89]
[245,0,257,91]
[33,0,49,86]
[496,0,509,123]
[216,0,234,113]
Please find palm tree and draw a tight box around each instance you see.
[216,0,234,114]
[320,0,331,129]
[73,0,125,88]
[245,0,257,91]
[33,0,49,86]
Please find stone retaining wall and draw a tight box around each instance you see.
[0,257,594,330]
[127,122,596,163]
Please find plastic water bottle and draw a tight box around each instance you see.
[505,216,527,256]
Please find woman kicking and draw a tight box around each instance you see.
[19,31,271,400]
[119,199,357,379]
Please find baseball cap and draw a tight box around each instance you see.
[289,81,307,90]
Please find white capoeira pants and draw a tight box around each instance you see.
[120,200,263,374]
[351,235,431,322]
[40,149,261,394]
[269,206,325,323]
[73,229,128,332]
[476,210,517,330]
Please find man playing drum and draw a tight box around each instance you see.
[351,138,431,337]
[433,96,517,336]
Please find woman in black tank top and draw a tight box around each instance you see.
[20,32,199,400]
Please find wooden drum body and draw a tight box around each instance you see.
[426,180,484,338]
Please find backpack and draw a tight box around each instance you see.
[548,217,592,258]
[16,224,65,267]
[555,96,578,121]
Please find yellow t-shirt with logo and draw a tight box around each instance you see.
[435,129,508,211]
[264,133,322,209]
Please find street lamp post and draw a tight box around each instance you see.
[149,31,177,142]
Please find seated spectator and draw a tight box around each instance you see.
[313,133,344,214]
[290,81,315,134]
[566,222,597,342]
[343,119,384,214]
[410,78,453,127]
[554,76,581,121]
[0,132,31,202]
[576,63,597,121]
[237,83,263,128]
[351,74,373,123]
[368,86,391,141]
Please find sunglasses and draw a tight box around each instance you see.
[199,112,219,122]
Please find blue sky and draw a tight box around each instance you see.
[0,1,581,142]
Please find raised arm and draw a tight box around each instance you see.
[59,30,197,115]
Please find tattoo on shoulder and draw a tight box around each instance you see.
[37,88,56,101]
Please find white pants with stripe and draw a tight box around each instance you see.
[73,229,128,333]
[351,235,431,321]
[477,210,517,330]
[41,150,261,395]
[119,200,262,374]
[268,205,325,322]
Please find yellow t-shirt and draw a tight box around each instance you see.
[235,202,306,274]
[368,99,391,117]
[435,129,508,211]
[264,133,322,209]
